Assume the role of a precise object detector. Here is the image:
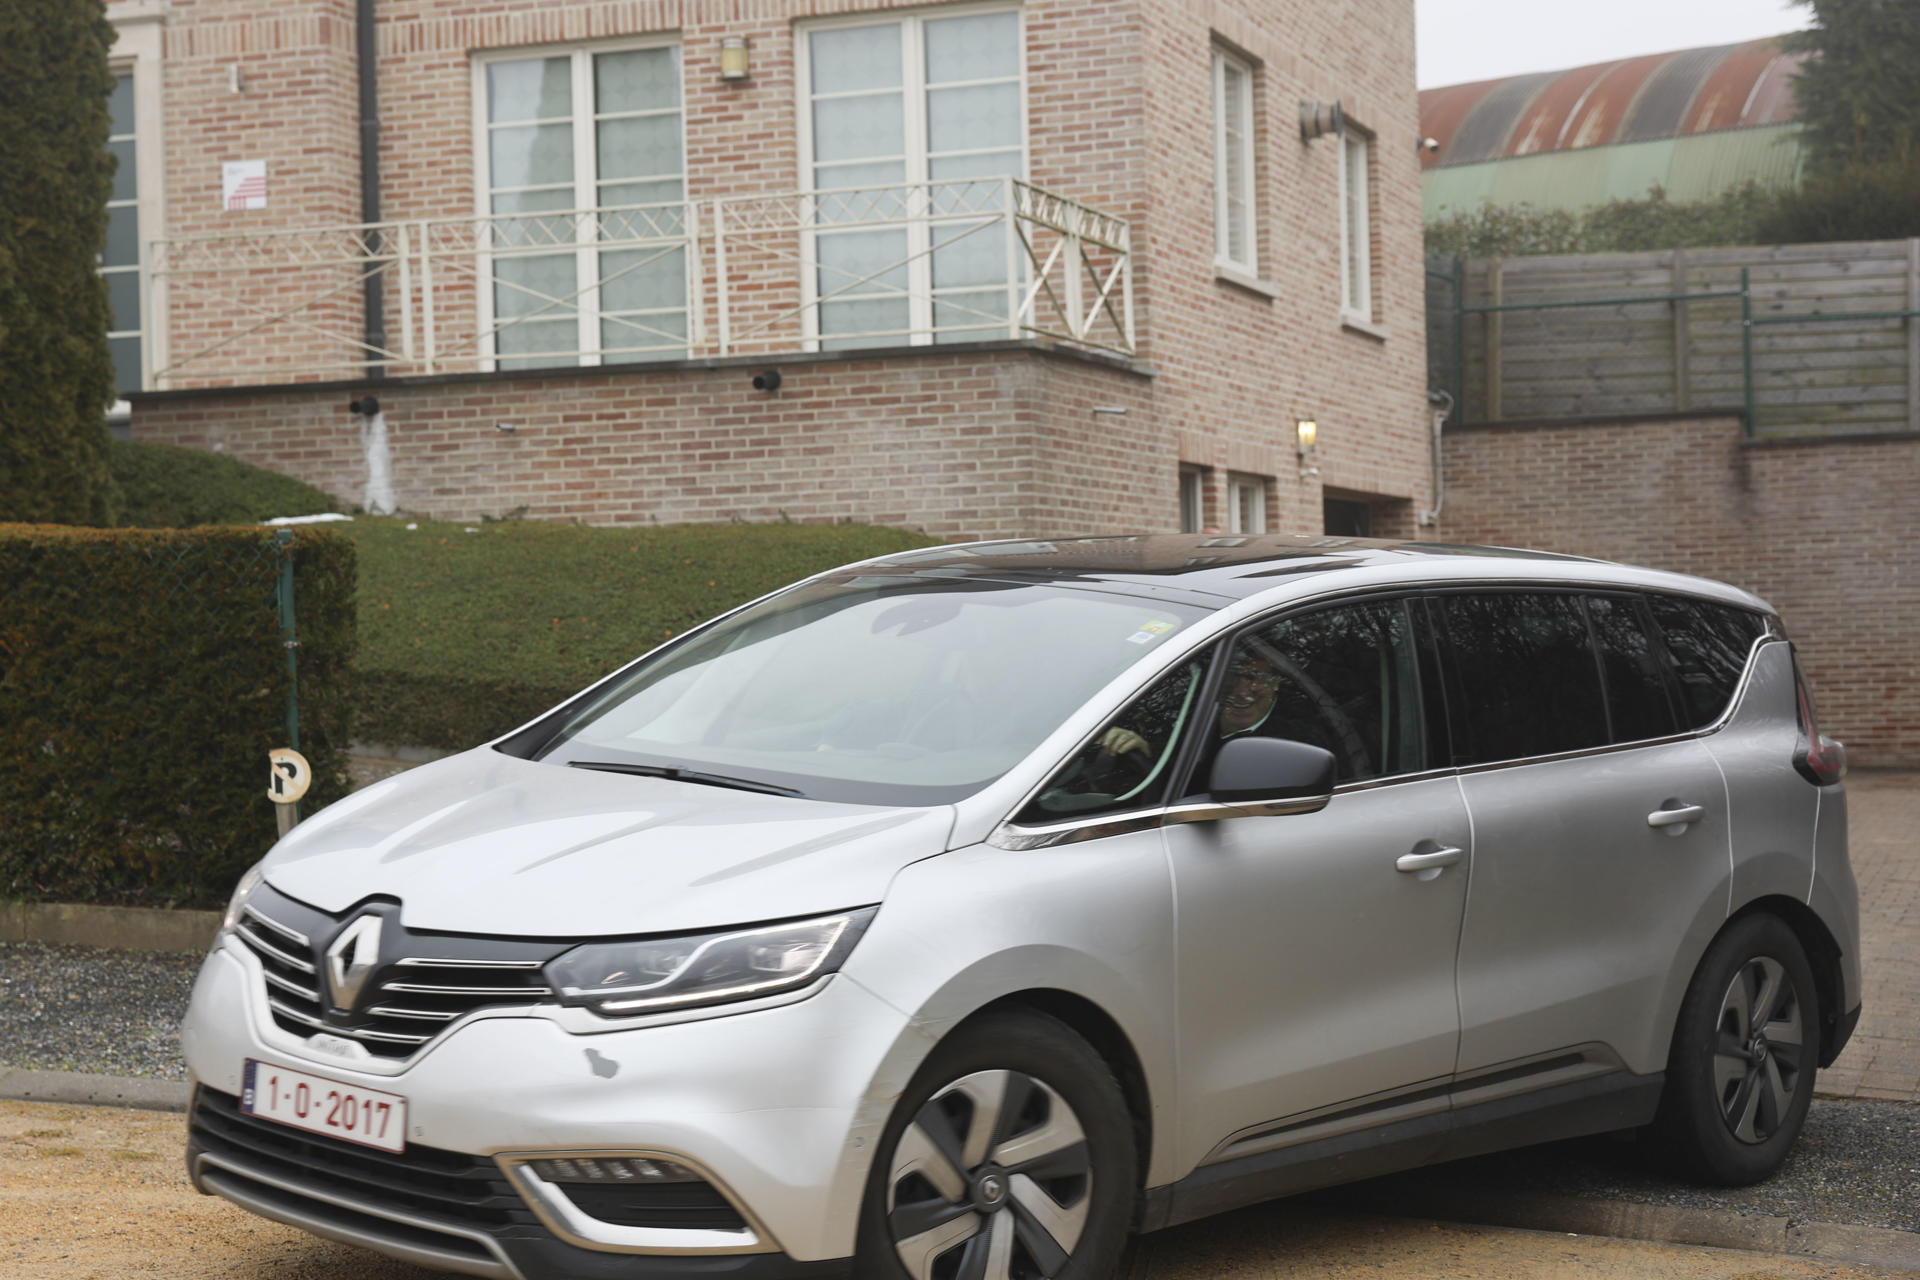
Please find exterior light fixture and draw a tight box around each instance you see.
[720,37,751,81]
[1299,100,1343,143]
[1296,418,1320,479]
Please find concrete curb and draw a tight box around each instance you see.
[0,1067,191,1113]
[1,902,220,953]
[1323,1184,1920,1273]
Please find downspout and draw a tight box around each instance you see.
[358,0,385,378]
[1418,389,1453,529]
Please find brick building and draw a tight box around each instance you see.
[107,0,1430,540]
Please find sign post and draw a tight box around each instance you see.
[268,747,312,838]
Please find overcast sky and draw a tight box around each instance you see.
[1417,0,1808,88]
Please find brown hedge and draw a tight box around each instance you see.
[0,524,356,907]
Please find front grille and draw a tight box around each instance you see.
[190,1086,538,1232]
[232,886,565,1060]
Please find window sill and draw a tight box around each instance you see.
[1340,315,1389,342]
[1215,265,1280,300]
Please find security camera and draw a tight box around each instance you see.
[752,369,783,393]
[348,395,380,416]
[1420,137,1441,154]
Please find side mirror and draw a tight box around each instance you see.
[1201,738,1336,815]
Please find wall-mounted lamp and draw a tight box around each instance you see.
[1299,100,1344,143]
[720,37,752,81]
[1296,418,1320,479]
[228,65,246,96]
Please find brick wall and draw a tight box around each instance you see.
[132,348,1161,539]
[118,0,1432,536]
[1442,414,1920,767]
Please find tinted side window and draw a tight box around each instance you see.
[1441,592,1608,764]
[1587,595,1679,743]
[1019,657,1207,822]
[1648,596,1767,729]
[1208,600,1425,785]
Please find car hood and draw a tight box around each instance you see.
[262,749,955,936]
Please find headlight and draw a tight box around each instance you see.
[544,907,878,1017]
[221,862,266,935]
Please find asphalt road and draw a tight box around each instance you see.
[3,1099,1915,1280]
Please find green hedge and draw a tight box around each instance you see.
[347,518,937,749]
[0,524,356,908]
[110,440,343,529]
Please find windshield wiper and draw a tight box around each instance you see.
[566,760,804,798]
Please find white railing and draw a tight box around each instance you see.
[145,178,1134,386]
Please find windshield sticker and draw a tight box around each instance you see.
[1125,619,1179,645]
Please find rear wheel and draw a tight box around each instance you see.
[1653,914,1820,1185]
[856,1011,1136,1280]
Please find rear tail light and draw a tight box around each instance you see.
[1792,656,1845,786]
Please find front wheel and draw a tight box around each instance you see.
[855,1011,1137,1280]
[1652,913,1821,1185]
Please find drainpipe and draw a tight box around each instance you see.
[357,0,385,379]
[1417,389,1453,529]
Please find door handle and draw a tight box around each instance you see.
[1396,846,1464,873]
[1647,804,1706,829]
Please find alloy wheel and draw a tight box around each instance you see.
[884,1068,1094,1280]
[1712,955,1805,1145]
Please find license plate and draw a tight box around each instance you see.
[241,1059,407,1153]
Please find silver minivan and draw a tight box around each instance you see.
[181,536,1860,1280]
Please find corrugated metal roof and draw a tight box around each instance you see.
[1445,72,1559,165]
[1422,124,1803,219]
[1420,37,1809,167]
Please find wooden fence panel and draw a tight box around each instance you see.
[1430,238,1920,436]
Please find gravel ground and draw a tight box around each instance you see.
[0,941,202,1081]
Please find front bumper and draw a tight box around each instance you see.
[181,940,912,1278]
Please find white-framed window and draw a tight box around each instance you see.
[1211,48,1256,276]
[1338,126,1373,322]
[102,70,142,401]
[798,5,1027,349]
[1228,473,1267,534]
[475,39,687,369]
[1179,464,1208,533]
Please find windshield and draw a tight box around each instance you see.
[528,575,1209,805]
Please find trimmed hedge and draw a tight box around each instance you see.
[347,518,937,749]
[0,524,356,908]
[111,440,343,529]
[0,0,120,525]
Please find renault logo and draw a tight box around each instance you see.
[325,915,383,1013]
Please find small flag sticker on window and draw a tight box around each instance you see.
[1125,620,1177,645]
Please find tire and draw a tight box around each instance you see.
[1652,913,1821,1185]
[855,1011,1137,1280]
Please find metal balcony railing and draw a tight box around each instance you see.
[144,178,1134,387]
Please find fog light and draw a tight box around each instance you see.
[530,1156,700,1184]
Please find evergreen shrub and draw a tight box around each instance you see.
[111,440,343,529]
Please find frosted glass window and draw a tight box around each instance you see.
[489,59,571,123]
[803,9,1024,349]
[811,25,904,95]
[595,47,678,113]
[1213,50,1256,274]
[481,44,687,367]
[1340,129,1373,320]
[925,12,1019,83]
[101,70,142,394]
